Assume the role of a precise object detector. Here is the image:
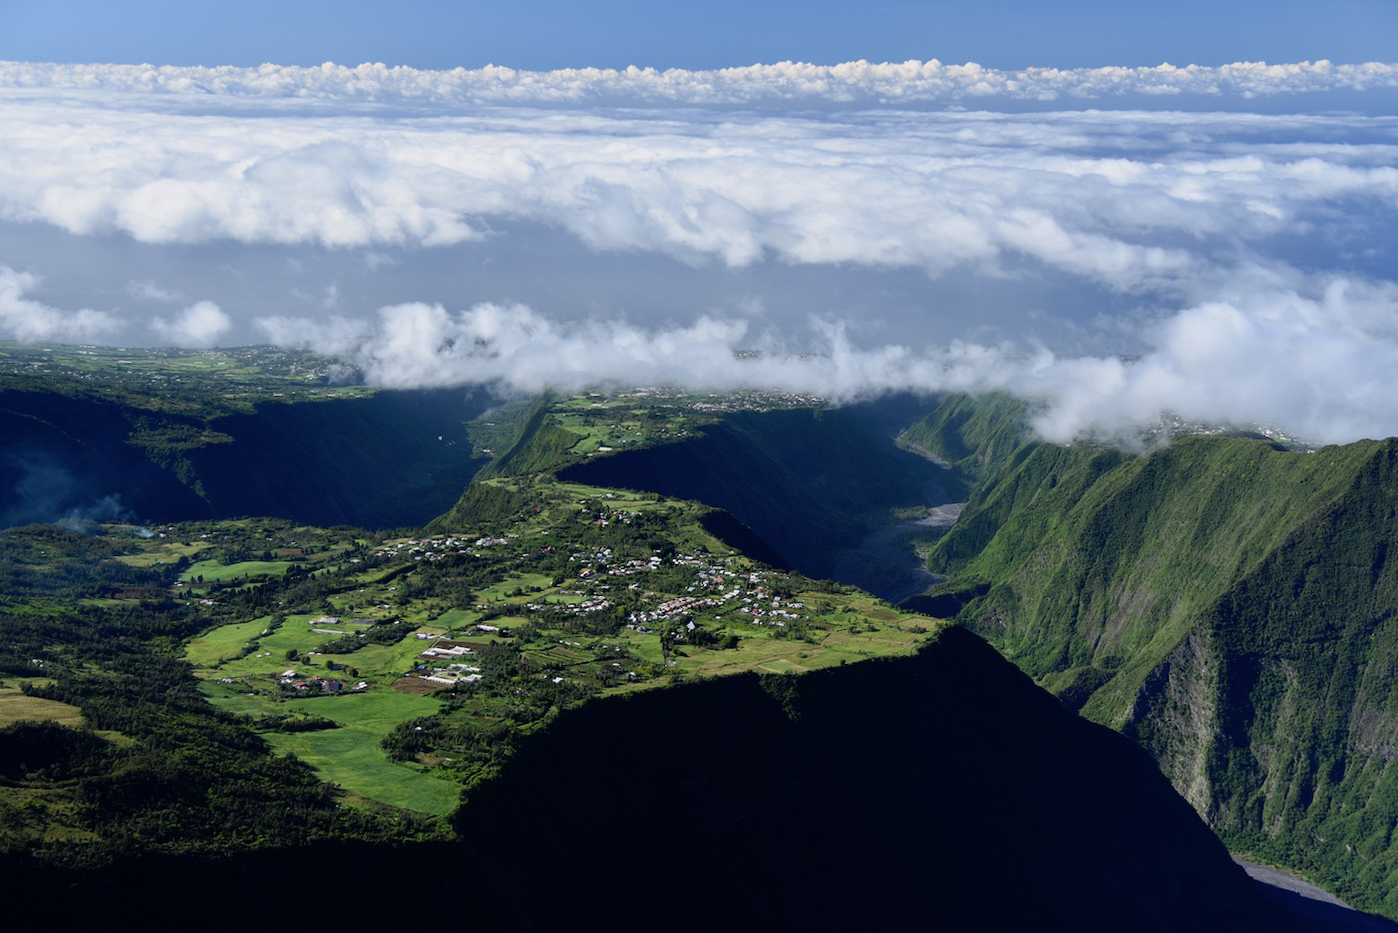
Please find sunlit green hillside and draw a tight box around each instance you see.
[909,394,1398,918]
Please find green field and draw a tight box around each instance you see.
[477,573,555,603]
[272,691,458,814]
[185,616,274,667]
[198,680,280,718]
[429,609,480,629]
[264,726,462,814]
[182,559,292,583]
[211,615,352,679]
[551,482,673,509]
[316,637,434,678]
[610,609,937,681]
[200,679,460,814]
[0,683,86,728]
[288,690,440,730]
[114,540,210,567]
[190,606,460,816]
[193,610,441,684]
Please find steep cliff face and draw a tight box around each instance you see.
[557,404,952,579]
[182,389,490,527]
[1126,630,1221,816]
[0,387,490,529]
[911,395,1398,916]
[454,626,1279,932]
[0,390,208,525]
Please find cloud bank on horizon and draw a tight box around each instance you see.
[6,58,1398,106]
[1,59,1397,445]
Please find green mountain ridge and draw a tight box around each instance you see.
[911,395,1398,917]
[0,360,1385,927]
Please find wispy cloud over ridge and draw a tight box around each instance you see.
[258,276,1398,447]
[2,59,1396,108]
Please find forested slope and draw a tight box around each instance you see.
[908,395,1398,917]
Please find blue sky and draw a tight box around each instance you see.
[2,0,1395,70]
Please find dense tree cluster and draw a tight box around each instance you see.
[0,524,444,864]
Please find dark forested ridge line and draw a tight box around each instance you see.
[0,387,492,529]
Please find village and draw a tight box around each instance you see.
[358,528,815,692]
[156,391,940,809]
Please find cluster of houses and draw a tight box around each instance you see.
[277,669,348,693]
[525,595,613,615]
[552,544,812,631]
[732,598,807,625]
[373,533,525,563]
[374,536,468,562]
[614,386,826,413]
[681,391,826,413]
[582,505,639,528]
[347,507,818,696]
[628,594,724,628]
[410,640,484,687]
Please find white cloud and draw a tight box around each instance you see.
[126,280,182,302]
[1021,278,1398,444]
[150,299,231,347]
[0,91,1391,311]
[2,59,1394,108]
[256,279,1398,447]
[0,265,118,342]
[254,313,373,358]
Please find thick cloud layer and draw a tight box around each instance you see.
[2,93,1393,279]
[1,59,1396,444]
